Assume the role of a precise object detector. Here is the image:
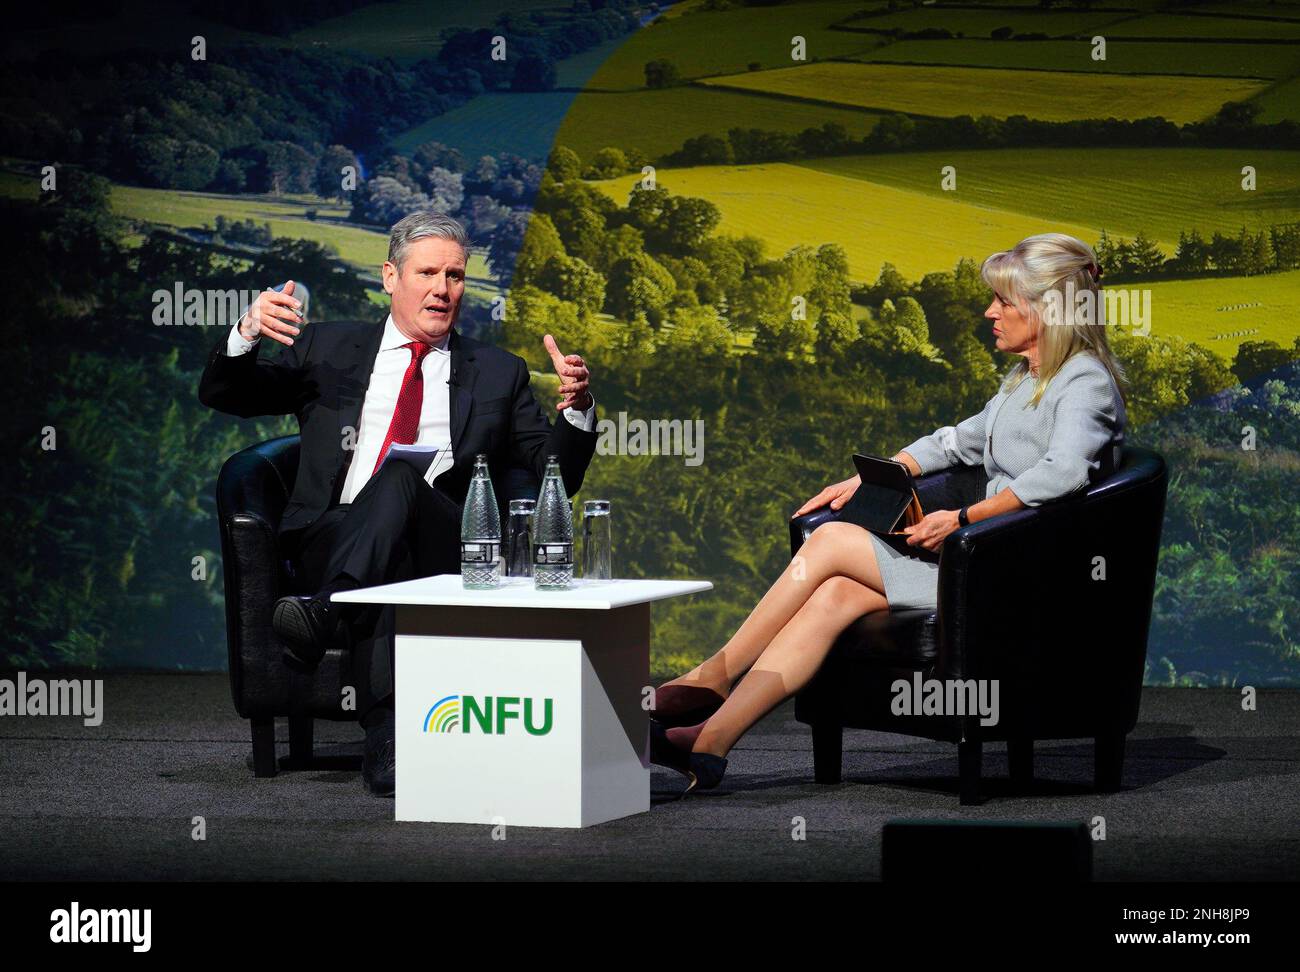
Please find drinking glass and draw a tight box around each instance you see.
[582,500,612,580]
[505,499,535,578]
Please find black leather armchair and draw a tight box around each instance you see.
[216,435,539,776]
[790,447,1168,804]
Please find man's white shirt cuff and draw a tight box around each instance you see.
[226,317,258,357]
[563,394,597,433]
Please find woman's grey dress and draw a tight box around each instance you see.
[868,352,1127,611]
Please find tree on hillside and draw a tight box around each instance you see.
[1271,224,1300,269]
[863,262,910,305]
[421,166,465,214]
[513,53,557,92]
[893,296,939,358]
[262,140,316,194]
[1173,229,1210,274]
[673,134,734,166]
[461,194,510,240]
[607,251,676,322]
[811,244,852,317]
[1112,333,1235,424]
[511,212,566,284]
[315,144,359,202]
[350,176,430,227]
[1209,231,1244,273]
[535,254,606,316]
[413,140,468,175]
[551,205,608,266]
[645,58,681,88]
[487,209,530,280]
[129,135,220,191]
[585,146,631,180]
[1124,231,1166,278]
[1241,229,1273,276]
[546,146,583,183]
[649,196,722,254]
[1233,340,1297,383]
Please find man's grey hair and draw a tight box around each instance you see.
[387,211,472,269]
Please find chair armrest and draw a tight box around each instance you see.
[789,464,979,557]
[934,499,1074,671]
[216,440,298,533]
[220,511,287,717]
[216,436,299,717]
[789,505,845,556]
[934,479,1160,738]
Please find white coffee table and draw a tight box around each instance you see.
[333,574,713,828]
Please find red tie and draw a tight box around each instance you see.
[372,341,435,475]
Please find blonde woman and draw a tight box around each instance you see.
[650,233,1128,792]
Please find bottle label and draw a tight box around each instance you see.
[533,542,573,566]
[461,541,499,564]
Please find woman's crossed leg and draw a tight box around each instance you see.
[663,521,891,756]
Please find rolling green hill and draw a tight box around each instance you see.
[838,5,1133,37]
[551,85,883,163]
[393,92,583,162]
[699,61,1268,124]
[588,157,1300,356]
[288,0,562,62]
[1105,12,1300,39]
[578,0,889,90]
[850,37,1300,79]
[1142,271,1300,351]
[0,169,498,301]
[799,149,1300,244]
[590,161,1103,281]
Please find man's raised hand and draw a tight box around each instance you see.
[238,280,304,347]
[544,333,592,412]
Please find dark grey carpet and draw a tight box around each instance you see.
[1,674,1296,880]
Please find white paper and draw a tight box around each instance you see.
[375,442,441,481]
[413,441,454,486]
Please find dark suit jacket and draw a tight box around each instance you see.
[198,320,598,535]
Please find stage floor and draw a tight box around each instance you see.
[1,674,1295,881]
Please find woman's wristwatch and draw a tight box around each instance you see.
[958,506,970,527]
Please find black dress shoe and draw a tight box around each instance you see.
[650,721,691,774]
[650,722,728,794]
[685,752,728,793]
[273,595,347,669]
[650,683,727,729]
[362,722,396,798]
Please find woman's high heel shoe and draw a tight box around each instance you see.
[650,683,727,728]
[685,752,728,793]
[650,722,728,793]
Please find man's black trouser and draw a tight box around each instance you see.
[281,461,462,727]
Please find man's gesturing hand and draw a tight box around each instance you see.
[238,280,304,347]
[544,333,592,412]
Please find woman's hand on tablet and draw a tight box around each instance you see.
[903,509,962,552]
[793,475,861,518]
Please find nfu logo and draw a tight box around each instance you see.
[423,694,553,736]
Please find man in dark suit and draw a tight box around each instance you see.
[199,212,598,795]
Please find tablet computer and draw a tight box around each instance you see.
[841,453,917,535]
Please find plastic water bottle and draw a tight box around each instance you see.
[533,455,574,590]
[461,454,502,589]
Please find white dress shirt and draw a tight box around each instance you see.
[226,315,596,504]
